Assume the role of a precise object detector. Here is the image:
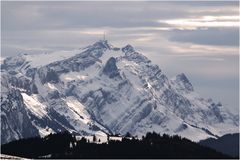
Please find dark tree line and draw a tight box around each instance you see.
[1,131,231,159]
[1,131,75,158]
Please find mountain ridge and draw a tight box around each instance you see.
[199,133,239,157]
[1,40,238,144]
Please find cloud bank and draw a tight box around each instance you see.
[1,1,239,113]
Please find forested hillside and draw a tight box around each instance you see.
[1,132,231,159]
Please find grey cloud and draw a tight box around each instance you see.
[2,1,193,31]
[164,1,239,7]
[169,28,239,47]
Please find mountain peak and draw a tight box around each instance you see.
[176,73,189,82]
[173,73,194,92]
[122,44,135,53]
[91,40,111,50]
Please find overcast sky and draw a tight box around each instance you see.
[1,1,239,113]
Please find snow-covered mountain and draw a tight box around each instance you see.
[1,40,238,144]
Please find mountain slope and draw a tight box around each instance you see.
[1,40,239,144]
[199,133,239,157]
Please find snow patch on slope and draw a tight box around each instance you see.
[60,72,88,82]
[65,96,91,125]
[21,93,48,118]
[24,50,81,68]
[46,83,58,91]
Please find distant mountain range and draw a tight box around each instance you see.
[1,40,239,144]
[199,133,239,157]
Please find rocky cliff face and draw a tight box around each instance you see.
[1,40,238,144]
[1,75,39,144]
